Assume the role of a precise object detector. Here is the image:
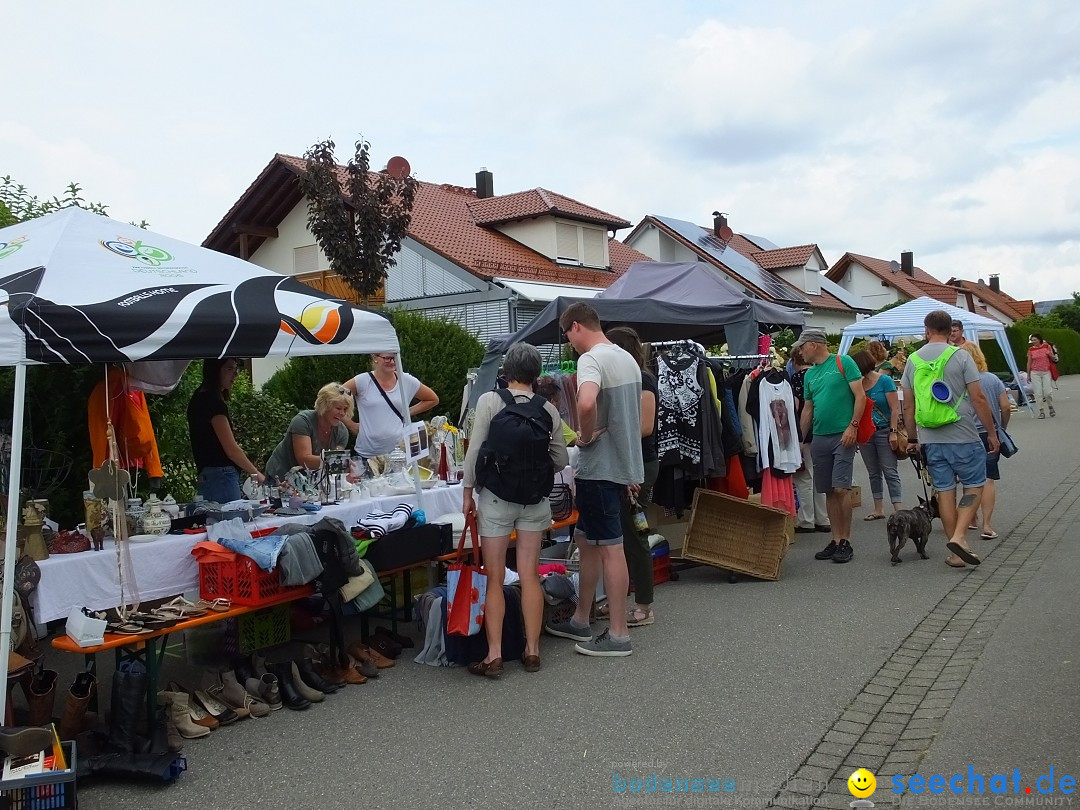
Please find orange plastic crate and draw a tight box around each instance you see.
[198,555,308,607]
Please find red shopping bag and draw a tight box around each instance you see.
[446,514,486,636]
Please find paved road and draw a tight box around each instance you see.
[59,379,1078,810]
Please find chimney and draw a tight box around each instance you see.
[475,168,494,199]
[901,251,914,276]
[713,211,728,237]
[989,274,1000,293]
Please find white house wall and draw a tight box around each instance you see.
[626,227,693,264]
[248,201,326,274]
[840,262,902,309]
[806,309,858,334]
[498,220,557,260]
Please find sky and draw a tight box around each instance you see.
[3,0,1079,303]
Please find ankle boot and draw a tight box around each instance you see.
[233,656,258,687]
[25,668,58,726]
[289,661,324,703]
[107,670,147,753]
[268,662,310,710]
[296,657,339,695]
[221,671,270,718]
[161,693,209,740]
[246,673,282,711]
[58,671,96,740]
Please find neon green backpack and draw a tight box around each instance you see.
[909,346,965,428]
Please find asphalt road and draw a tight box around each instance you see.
[45,378,1078,810]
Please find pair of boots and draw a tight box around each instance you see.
[235,655,329,711]
[24,668,96,740]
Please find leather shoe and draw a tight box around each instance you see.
[246,674,282,711]
[467,658,503,678]
[289,661,324,703]
[374,625,415,649]
[794,526,816,534]
[522,654,541,673]
[296,658,340,694]
[349,641,394,669]
[0,726,54,758]
[268,662,310,710]
[363,634,402,659]
[815,524,831,533]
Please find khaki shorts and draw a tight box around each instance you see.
[476,488,552,537]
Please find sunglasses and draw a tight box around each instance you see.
[562,322,575,338]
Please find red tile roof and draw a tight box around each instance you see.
[206,154,650,288]
[468,189,629,228]
[751,245,817,270]
[827,252,958,304]
[946,278,1033,322]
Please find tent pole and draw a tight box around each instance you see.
[0,364,27,725]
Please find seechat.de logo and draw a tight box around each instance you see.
[100,237,173,266]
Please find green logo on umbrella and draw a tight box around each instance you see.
[100,237,173,266]
[0,236,28,260]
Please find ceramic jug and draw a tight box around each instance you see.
[161,494,181,520]
[141,494,171,536]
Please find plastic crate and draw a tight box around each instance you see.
[681,489,794,581]
[0,740,77,809]
[652,543,671,586]
[237,603,291,653]
[198,555,308,607]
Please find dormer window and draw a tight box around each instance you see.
[556,220,607,268]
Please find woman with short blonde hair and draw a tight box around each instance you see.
[265,383,354,481]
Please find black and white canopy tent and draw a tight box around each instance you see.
[0,207,403,701]
[469,260,805,408]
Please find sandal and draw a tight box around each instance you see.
[595,602,611,621]
[626,607,655,627]
[196,598,232,613]
[863,514,885,521]
[160,596,208,618]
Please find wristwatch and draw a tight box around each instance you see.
[850,420,859,428]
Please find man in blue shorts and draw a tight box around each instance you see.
[902,310,999,568]
[544,302,643,657]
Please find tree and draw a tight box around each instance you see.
[0,175,149,228]
[299,138,419,305]
[1050,292,1080,334]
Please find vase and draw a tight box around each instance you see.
[140,499,171,536]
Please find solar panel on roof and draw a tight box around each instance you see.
[740,233,781,251]
[654,216,810,305]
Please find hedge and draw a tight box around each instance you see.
[982,326,1080,376]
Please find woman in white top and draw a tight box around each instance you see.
[342,352,439,457]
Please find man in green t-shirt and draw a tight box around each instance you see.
[795,328,867,564]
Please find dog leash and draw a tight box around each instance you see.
[908,451,932,504]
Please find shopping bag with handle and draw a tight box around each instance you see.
[446,514,486,636]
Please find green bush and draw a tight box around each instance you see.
[263,308,484,425]
[982,326,1080,376]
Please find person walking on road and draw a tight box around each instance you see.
[902,310,999,569]
[1026,333,1057,419]
[795,328,867,564]
[958,342,1011,542]
[852,350,903,520]
[545,302,643,657]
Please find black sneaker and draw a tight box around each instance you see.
[832,541,854,564]
[814,540,838,560]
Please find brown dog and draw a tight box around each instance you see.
[886,495,939,565]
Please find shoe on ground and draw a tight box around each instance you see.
[1039,412,1046,419]
[574,629,632,657]
[794,526,816,534]
[466,658,503,678]
[544,619,592,642]
[832,540,854,564]
[626,607,654,627]
[814,540,838,560]
[1049,407,1056,417]
[814,524,832,533]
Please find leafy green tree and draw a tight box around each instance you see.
[299,138,418,305]
[1050,293,1080,334]
[0,177,109,223]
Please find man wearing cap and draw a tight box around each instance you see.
[796,328,866,564]
[902,310,999,569]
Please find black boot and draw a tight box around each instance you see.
[233,655,258,687]
[268,662,310,710]
[296,658,339,695]
[107,670,147,754]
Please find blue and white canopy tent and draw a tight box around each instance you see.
[837,296,1031,411]
[0,207,404,707]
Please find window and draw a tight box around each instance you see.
[555,221,608,268]
[293,244,319,275]
[556,223,579,263]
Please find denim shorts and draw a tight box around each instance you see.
[979,432,1001,481]
[197,466,242,503]
[476,488,552,537]
[924,441,987,491]
[810,433,857,494]
[575,478,624,546]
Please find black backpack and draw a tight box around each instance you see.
[475,389,555,505]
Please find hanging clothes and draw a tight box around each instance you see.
[755,374,801,474]
[87,366,164,478]
[655,347,704,467]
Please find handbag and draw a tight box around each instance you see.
[47,529,91,555]
[997,426,1018,458]
[838,356,876,444]
[869,399,909,458]
[446,514,486,637]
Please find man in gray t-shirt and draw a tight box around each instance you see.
[544,302,642,658]
[902,310,999,569]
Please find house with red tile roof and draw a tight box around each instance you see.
[622,213,868,333]
[825,251,969,314]
[945,276,1034,324]
[204,155,651,381]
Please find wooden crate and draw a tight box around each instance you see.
[680,489,794,581]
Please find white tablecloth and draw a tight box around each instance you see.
[31,485,464,623]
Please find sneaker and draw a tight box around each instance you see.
[832,541,854,564]
[1039,412,1046,419]
[544,619,592,642]
[1049,406,1056,417]
[574,629,632,657]
[814,540,838,560]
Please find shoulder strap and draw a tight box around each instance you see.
[370,371,405,423]
[495,388,516,408]
[835,354,843,372]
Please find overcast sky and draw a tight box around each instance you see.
[4,0,1078,302]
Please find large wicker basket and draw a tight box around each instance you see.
[680,489,794,581]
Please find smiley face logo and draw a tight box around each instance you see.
[848,768,876,799]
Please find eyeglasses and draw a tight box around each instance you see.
[562,322,575,338]
[335,385,352,397]
[373,354,396,361]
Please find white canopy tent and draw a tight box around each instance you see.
[838,296,1031,410]
[0,207,407,710]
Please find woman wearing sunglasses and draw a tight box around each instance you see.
[265,382,356,482]
[342,353,440,458]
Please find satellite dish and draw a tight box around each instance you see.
[386,156,411,180]
[718,225,734,242]
[889,260,901,273]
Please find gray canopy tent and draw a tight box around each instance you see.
[469,261,805,408]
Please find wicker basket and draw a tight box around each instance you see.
[680,489,794,581]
